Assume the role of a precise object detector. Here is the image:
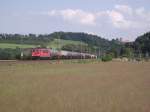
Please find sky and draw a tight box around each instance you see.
[0,0,150,41]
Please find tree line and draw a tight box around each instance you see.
[0,31,150,60]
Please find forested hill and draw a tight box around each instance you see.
[0,31,150,60]
[50,32,122,50]
[134,32,150,54]
[0,32,122,52]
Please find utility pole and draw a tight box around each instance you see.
[80,40,83,59]
[138,47,142,61]
[57,34,61,63]
[98,47,101,58]
[20,35,23,59]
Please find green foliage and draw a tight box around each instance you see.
[48,39,87,49]
[61,44,93,53]
[0,50,12,60]
[0,32,122,55]
[0,43,36,49]
[120,47,134,58]
[0,48,21,60]
[50,32,122,53]
[134,32,150,56]
[1,31,150,60]
[101,54,112,62]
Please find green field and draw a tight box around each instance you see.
[0,61,149,112]
[48,39,87,49]
[0,43,36,49]
[0,39,87,49]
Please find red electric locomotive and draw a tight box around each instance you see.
[32,48,51,59]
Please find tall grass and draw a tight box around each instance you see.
[0,61,149,112]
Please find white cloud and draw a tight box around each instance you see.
[106,10,132,29]
[115,5,133,15]
[39,5,150,29]
[61,9,96,25]
[47,10,57,16]
[135,7,145,17]
[104,5,150,29]
[60,9,96,25]
[135,7,150,22]
[47,9,96,26]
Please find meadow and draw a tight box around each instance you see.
[0,61,149,112]
[0,43,36,49]
[0,39,86,49]
[48,39,87,49]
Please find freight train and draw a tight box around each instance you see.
[21,48,97,60]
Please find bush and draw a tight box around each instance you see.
[101,54,112,62]
[0,50,12,59]
[0,48,21,60]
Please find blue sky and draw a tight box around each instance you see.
[0,0,150,41]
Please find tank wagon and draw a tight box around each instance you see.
[22,48,97,60]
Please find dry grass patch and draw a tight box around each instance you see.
[0,61,150,112]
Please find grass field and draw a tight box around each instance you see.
[0,43,36,49]
[0,61,150,112]
[48,39,87,49]
[0,39,87,49]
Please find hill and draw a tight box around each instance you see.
[48,39,87,49]
[134,32,150,55]
[0,31,150,60]
[0,32,122,54]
